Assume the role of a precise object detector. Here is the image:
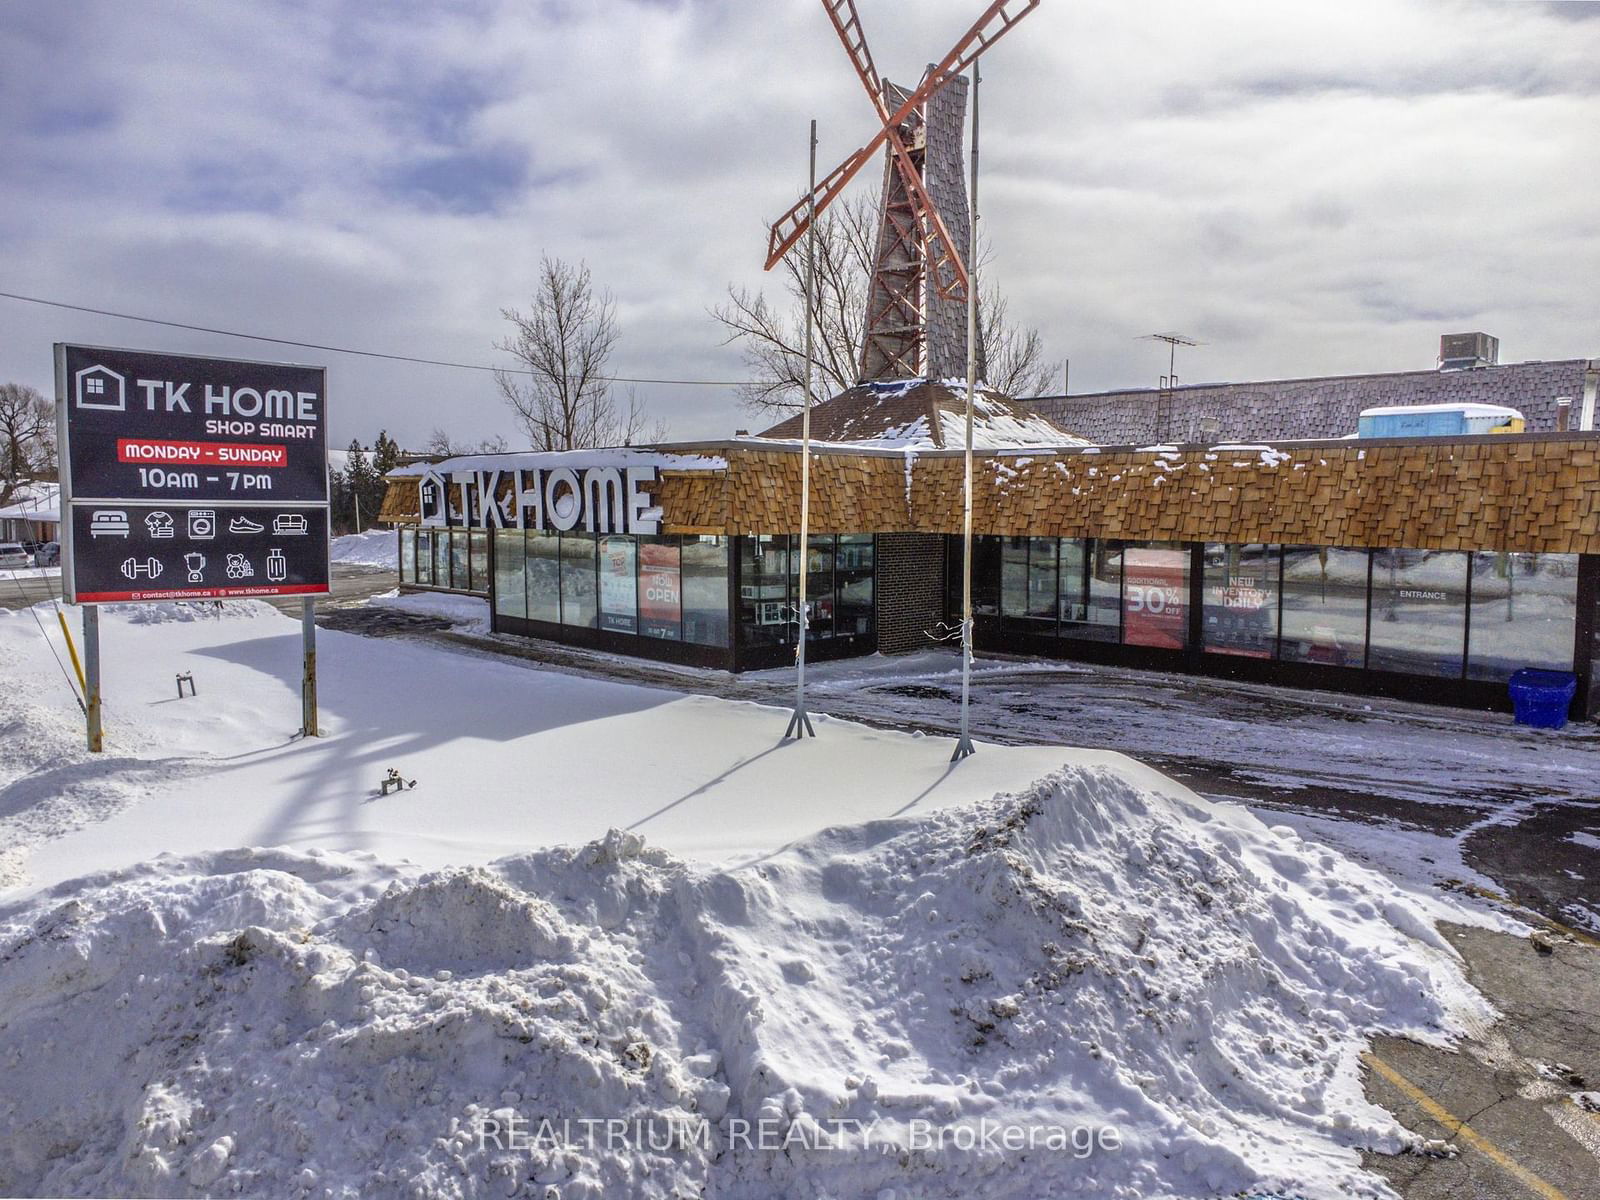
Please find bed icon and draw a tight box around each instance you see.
[89,510,130,538]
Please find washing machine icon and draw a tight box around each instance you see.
[188,510,217,540]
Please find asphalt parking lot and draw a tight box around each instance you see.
[1365,924,1600,1199]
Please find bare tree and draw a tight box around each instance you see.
[494,256,663,450]
[712,191,878,415]
[424,428,510,457]
[712,188,1058,416]
[0,383,55,505]
[979,292,1057,400]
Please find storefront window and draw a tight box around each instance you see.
[740,536,791,646]
[469,531,488,594]
[800,534,836,640]
[835,535,874,638]
[682,536,729,646]
[1467,552,1578,680]
[400,529,415,583]
[560,532,597,627]
[971,536,1001,616]
[1368,550,1469,677]
[1001,537,1060,631]
[493,531,526,619]
[1203,544,1278,658]
[1058,538,1120,641]
[1001,537,1030,626]
[638,536,682,640]
[527,532,561,622]
[1122,542,1189,649]
[1028,538,1058,626]
[450,531,469,591]
[416,530,433,587]
[434,529,453,589]
[598,534,638,633]
[1280,547,1368,668]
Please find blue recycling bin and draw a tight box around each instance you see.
[1507,669,1577,730]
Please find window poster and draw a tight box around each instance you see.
[598,535,638,633]
[639,540,682,640]
[1123,546,1188,649]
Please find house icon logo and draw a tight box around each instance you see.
[75,364,126,411]
[418,470,447,526]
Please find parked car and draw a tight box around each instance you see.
[0,542,31,570]
[33,542,60,568]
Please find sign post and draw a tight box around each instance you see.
[83,606,102,753]
[54,344,331,750]
[302,597,318,738]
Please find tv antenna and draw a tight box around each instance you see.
[1142,331,1202,389]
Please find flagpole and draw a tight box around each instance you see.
[952,63,980,762]
[786,118,818,740]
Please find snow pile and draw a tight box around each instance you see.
[367,588,490,633]
[0,764,1489,1198]
[330,530,398,569]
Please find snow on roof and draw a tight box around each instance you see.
[1359,402,1523,419]
[758,379,1091,450]
[388,447,726,478]
[0,482,60,524]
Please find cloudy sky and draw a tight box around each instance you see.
[2,0,1597,449]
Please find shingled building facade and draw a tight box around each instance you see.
[1028,358,1598,445]
[383,423,1600,720]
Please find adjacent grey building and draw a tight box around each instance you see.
[1028,347,1598,445]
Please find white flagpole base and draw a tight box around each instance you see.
[785,705,816,739]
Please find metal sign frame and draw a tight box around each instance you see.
[55,342,332,605]
[53,342,331,748]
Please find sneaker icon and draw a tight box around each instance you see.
[228,515,265,534]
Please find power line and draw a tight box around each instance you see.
[0,289,749,388]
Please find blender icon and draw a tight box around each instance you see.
[266,548,287,583]
[183,552,206,583]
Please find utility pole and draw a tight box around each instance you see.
[786,118,819,741]
[953,60,980,763]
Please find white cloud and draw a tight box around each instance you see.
[1,0,1596,447]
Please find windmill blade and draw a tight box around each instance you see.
[821,0,970,298]
[822,0,886,121]
[765,0,1040,271]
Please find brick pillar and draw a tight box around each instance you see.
[875,533,948,654]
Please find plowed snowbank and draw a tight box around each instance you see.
[0,763,1488,1198]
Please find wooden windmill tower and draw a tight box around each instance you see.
[764,0,1039,384]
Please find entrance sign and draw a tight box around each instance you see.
[55,344,330,604]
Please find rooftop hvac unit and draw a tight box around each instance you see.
[1439,332,1499,371]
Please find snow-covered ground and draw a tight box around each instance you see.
[367,587,490,633]
[766,649,1600,810]
[330,529,398,569]
[0,600,1513,1197]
